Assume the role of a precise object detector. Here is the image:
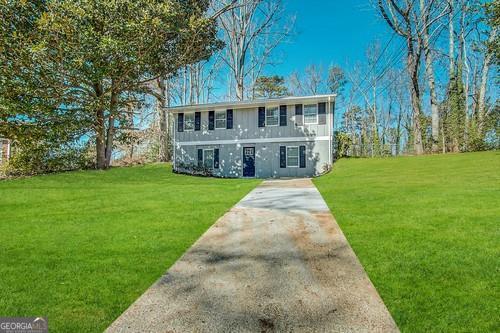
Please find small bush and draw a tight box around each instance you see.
[173,162,215,177]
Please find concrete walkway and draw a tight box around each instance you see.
[106,179,398,332]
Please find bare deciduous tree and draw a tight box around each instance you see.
[217,0,294,100]
[378,0,448,155]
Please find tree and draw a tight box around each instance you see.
[0,0,90,174]
[420,0,448,152]
[1,0,222,170]
[477,23,498,137]
[218,0,294,100]
[327,65,347,96]
[485,1,499,65]
[253,75,288,98]
[288,64,327,96]
[378,0,449,155]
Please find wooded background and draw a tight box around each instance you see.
[0,0,498,175]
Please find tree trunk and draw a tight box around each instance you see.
[407,42,424,155]
[95,108,106,169]
[460,0,469,150]
[94,82,106,170]
[448,0,455,79]
[235,43,245,100]
[104,114,114,168]
[158,77,170,162]
[104,87,118,168]
[236,74,244,101]
[421,0,440,153]
[477,28,497,136]
[446,0,455,154]
[126,104,135,159]
[396,107,402,155]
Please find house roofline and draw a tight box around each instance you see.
[165,94,336,113]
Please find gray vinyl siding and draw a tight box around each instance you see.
[175,104,331,143]
[173,98,333,178]
[175,140,330,178]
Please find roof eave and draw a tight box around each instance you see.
[165,94,336,113]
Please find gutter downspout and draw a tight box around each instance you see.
[327,96,332,165]
[171,111,176,171]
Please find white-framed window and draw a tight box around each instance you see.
[303,104,318,124]
[215,111,226,129]
[203,149,214,169]
[266,106,279,126]
[184,112,195,131]
[286,146,299,167]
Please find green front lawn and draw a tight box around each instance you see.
[0,165,259,332]
[314,151,500,332]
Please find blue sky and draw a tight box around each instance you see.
[264,0,390,77]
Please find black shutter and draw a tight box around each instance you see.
[279,105,287,126]
[208,111,215,130]
[258,107,265,127]
[226,109,233,129]
[195,112,201,131]
[177,113,184,132]
[214,148,220,169]
[280,146,286,168]
[318,102,326,125]
[197,149,203,167]
[295,104,303,126]
[299,145,306,168]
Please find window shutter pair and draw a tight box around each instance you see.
[177,112,201,131]
[197,148,219,169]
[295,104,303,126]
[177,113,184,132]
[258,107,265,127]
[195,112,201,131]
[209,110,233,130]
[279,105,287,126]
[279,145,306,168]
[318,102,326,125]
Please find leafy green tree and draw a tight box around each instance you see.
[1,0,222,170]
[254,75,288,98]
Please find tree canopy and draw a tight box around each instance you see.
[0,0,222,170]
[254,75,288,98]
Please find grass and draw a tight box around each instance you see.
[314,151,500,332]
[0,164,259,332]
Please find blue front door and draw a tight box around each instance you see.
[243,147,255,177]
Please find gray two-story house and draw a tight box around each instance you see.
[169,94,335,178]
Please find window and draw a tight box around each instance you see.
[286,146,299,167]
[303,104,318,124]
[266,106,279,126]
[203,149,214,169]
[215,111,226,129]
[184,113,195,131]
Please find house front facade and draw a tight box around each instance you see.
[169,94,335,178]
